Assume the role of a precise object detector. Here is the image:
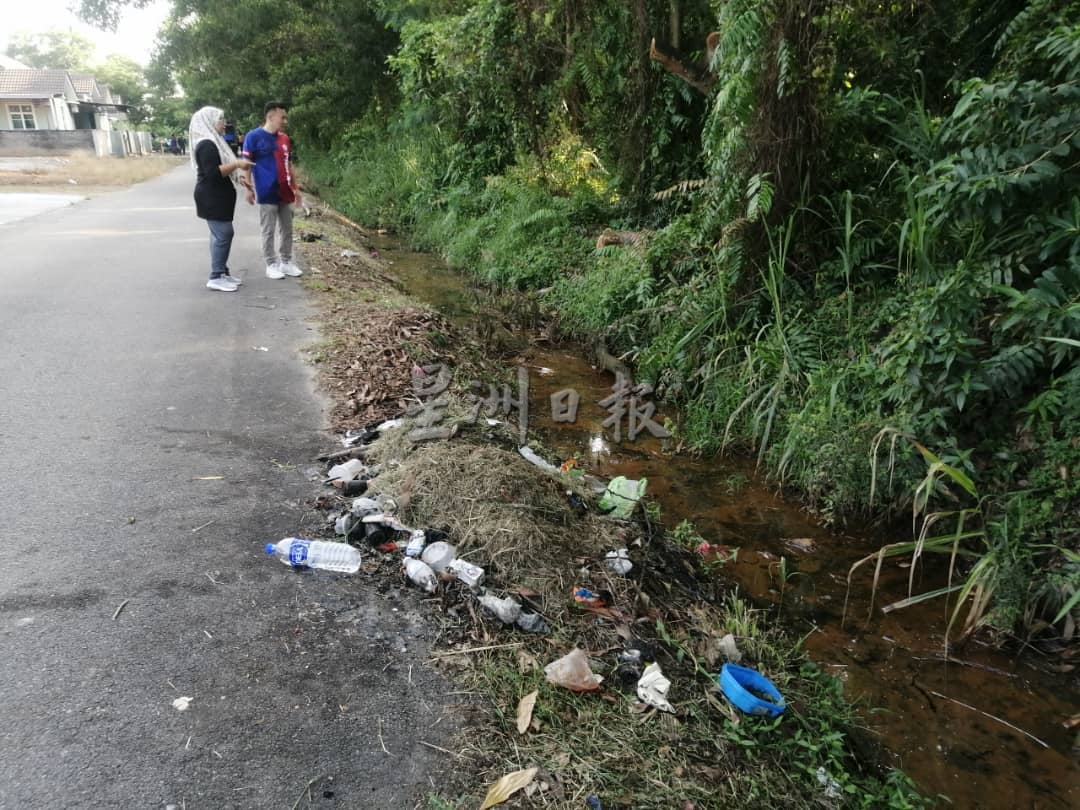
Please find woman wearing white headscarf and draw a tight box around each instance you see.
[190,106,253,292]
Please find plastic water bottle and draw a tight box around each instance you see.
[265,538,362,574]
[404,529,427,558]
[403,558,437,593]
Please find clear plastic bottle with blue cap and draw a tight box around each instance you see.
[265,538,362,574]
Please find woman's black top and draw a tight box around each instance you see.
[193,140,236,221]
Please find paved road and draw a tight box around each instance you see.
[0,192,83,226]
[0,170,449,808]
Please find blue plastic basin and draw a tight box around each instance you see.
[719,663,786,717]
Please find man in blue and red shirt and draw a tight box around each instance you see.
[243,102,303,279]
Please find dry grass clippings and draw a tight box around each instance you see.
[0,152,183,190]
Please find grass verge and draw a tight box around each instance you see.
[294,200,931,810]
[0,152,184,192]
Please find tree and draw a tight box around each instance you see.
[77,0,153,31]
[94,54,149,122]
[148,0,398,147]
[5,29,96,71]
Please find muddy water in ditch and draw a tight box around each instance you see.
[370,236,1078,807]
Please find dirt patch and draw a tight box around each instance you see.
[0,153,184,195]
[295,209,497,431]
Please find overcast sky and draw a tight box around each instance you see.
[0,0,171,66]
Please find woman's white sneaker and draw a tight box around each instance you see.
[207,277,239,292]
[266,263,285,279]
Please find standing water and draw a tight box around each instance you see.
[371,235,1078,807]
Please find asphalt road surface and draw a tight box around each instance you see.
[0,169,450,808]
[0,192,83,226]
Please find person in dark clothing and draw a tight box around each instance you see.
[223,122,239,156]
[189,106,253,292]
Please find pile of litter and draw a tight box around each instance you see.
[262,416,855,809]
[309,420,648,643]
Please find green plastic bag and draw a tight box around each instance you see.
[598,476,647,519]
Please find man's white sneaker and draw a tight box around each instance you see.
[222,274,243,286]
[279,260,303,277]
[206,277,239,292]
[266,263,286,279]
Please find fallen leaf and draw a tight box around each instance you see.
[782,537,816,553]
[516,649,539,674]
[516,690,538,734]
[479,767,538,810]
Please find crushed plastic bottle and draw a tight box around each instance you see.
[341,479,368,496]
[604,548,632,576]
[516,612,549,634]
[421,541,457,572]
[518,446,559,474]
[326,458,366,482]
[351,496,381,517]
[479,593,521,624]
[265,538,362,574]
[403,558,437,593]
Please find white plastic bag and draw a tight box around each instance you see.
[544,648,603,692]
[636,662,675,712]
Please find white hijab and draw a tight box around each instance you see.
[189,106,242,189]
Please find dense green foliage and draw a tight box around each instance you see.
[147,0,399,147]
[140,0,1078,643]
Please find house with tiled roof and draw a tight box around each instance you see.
[0,65,145,156]
[66,72,129,130]
[0,69,79,131]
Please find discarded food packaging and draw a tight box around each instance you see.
[636,662,676,713]
[544,648,603,692]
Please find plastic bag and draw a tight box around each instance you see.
[604,548,632,575]
[544,648,603,692]
[636,662,675,713]
[598,476,647,518]
[479,594,522,624]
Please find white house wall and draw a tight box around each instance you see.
[0,99,74,130]
[49,97,75,129]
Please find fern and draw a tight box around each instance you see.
[745,173,774,221]
[575,55,605,100]
[653,178,709,200]
[513,207,562,231]
[776,37,793,98]
[984,344,1045,400]
[994,0,1053,55]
